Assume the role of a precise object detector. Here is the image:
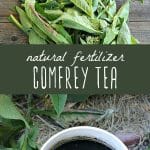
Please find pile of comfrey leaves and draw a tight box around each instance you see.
[0,0,144,149]
[10,0,140,45]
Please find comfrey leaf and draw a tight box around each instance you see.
[11,0,140,46]
[50,94,67,116]
[44,9,63,20]
[112,0,130,28]
[103,0,130,44]
[70,0,93,17]
[52,24,73,44]
[116,0,129,22]
[32,24,48,41]
[117,21,131,44]
[16,6,32,33]
[58,12,101,34]
[0,95,29,128]
[40,0,63,10]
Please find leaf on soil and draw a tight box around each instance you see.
[50,94,67,116]
[0,94,29,128]
[33,109,115,127]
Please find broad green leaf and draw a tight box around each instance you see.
[70,0,93,17]
[112,0,130,28]
[29,30,47,44]
[25,0,69,44]
[117,22,131,44]
[116,0,129,22]
[59,12,100,34]
[0,95,29,128]
[50,94,67,116]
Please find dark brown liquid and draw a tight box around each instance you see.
[54,139,112,150]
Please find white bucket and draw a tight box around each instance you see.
[41,126,128,150]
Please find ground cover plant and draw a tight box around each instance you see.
[0,0,147,149]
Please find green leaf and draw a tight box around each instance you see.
[9,15,25,33]
[32,24,48,41]
[39,0,62,10]
[131,35,140,44]
[18,127,39,150]
[16,6,32,32]
[116,0,129,22]
[70,0,93,17]
[44,9,63,20]
[59,12,100,34]
[107,0,116,18]
[92,0,98,12]
[112,0,130,28]
[117,22,131,44]
[50,94,67,116]
[33,109,115,127]
[36,2,63,21]
[29,30,47,44]
[0,95,29,128]
[52,24,73,44]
